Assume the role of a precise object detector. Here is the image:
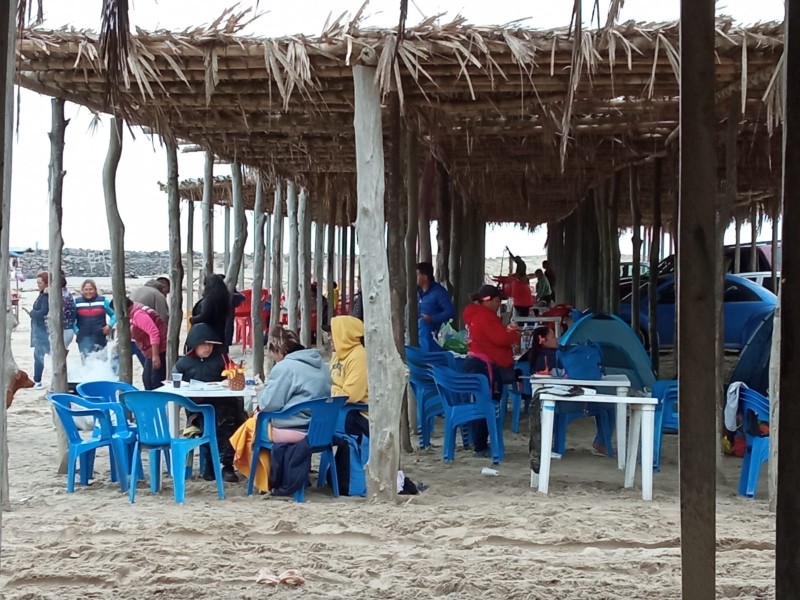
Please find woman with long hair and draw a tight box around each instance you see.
[190,274,232,352]
[25,272,49,389]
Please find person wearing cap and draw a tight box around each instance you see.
[174,323,244,483]
[416,261,455,352]
[462,284,521,457]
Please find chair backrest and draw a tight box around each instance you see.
[48,393,109,444]
[430,365,491,407]
[76,381,138,403]
[305,396,348,448]
[119,391,173,447]
[740,387,770,427]
[405,345,456,370]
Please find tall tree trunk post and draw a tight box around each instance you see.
[266,179,284,373]
[609,172,621,314]
[595,184,609,313]
[165,140,183,372]
[777,0,800,592]
[340,224,348,315]
[387,93,407,353]
[769,292,781,513]
[202,151,214,277]
[648,159,663,373]
[298,187,312,347]
[353,63,407,501]
[47,98,69,475]
[630,167,642,335]
[405,132,419,347]
[186,201,195,328]
[417,156,435,263]
[223,204,231,273]
[286,180,299,330]
[435,162,452,292]
[734,217,742,272]
[264,212,271,301]
[103,118,132,384]
[750,204,758,272]
[314,220,325,349]
[679,1,718,594]
[251,176,266,379]
[326,198,337,325]
[348,224,357,311]
[448,193,463,328]
[225,162,248,292]
[772,216,780,293]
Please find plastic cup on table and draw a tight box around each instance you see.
[172,373,182,388]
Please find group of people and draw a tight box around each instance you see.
[507,248,556,317]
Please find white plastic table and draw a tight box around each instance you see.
[153,383,258,437]
[535,392,657,500]
[530,374,633,470]
[513,315,564,338]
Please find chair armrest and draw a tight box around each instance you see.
[343,403,368,413]
[176,397,216,422]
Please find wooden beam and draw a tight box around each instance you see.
[298,187,312,347]
[435,162,452,293]
[734,217,742,272]
[405,130,420,347]
[750,204,758,272]
[448,191,463,328]
[251,175,266,379]
[387,93,406,353]
[263,210,271,300]
[609,172,621,314]
[165,139,184,372]
[326,198,337,327]
[348,223,356,312]
[340,224,348,314]
[417,155,435,263]
[47,97,69,476]
[225,162,248,292]
[777,0,800,594]
[202,151,215,277]
[266,178,284,373]
[353,63,406,501]
[286,180,299,331]
[678,0,718,595]
[223,204,231,273]
[103,118,132,384]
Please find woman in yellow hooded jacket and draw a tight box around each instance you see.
[330,315,369,439]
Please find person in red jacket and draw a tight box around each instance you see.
[462,284,520,456]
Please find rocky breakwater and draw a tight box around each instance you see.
[17,248,180,279]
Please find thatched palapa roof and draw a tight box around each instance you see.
[15,9,785,225]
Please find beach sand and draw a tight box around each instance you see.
[0,280,775,599]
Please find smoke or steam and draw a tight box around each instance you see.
[67,340,118,383]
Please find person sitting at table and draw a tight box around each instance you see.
[230,327,331,493]
[330,315,368,440]
[462,284,520,457]
[173,323,245,483]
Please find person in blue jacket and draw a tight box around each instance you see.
[416,262,455,352]
[74,279,116,357]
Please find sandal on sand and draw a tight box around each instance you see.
[278,569,305,586]
[255,569,280,585]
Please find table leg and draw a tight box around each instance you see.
[537,400,556,493]
[616,387,628,470]
[167,401,181,438]
[640,406,655,501]
[624,408,642,488]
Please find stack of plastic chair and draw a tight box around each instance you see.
[431,365,504,464]
[246,396,347,502]
[48,393,131,493]
[738,387,770,499]
[651,380,678,471]
[121,391,225,504]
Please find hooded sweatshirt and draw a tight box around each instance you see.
[173,323,226,382]
[130,281,169,325]
[330,316,368,404]
[257,348,332,429]
[462,303,520,369]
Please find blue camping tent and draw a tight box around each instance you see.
[560,313,656,392]
[729,307,774,396]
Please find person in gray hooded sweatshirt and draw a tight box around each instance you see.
[257,326,332,443]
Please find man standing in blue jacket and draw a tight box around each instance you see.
[416,262,455,352]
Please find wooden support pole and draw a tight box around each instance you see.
[679,0,718,595]
[103,118,132,384]
[326,198,337,325]
[286,180,299,331]
[777,0,800,593]
[734,218,742,272]
[0,0,15,515]
[264,211,271,297]
[314,220,325,349]
[223,204,231,273]
[750,205,758,272]
[405,132,419,347]
[225,162,248,292]
[449,192,463,328]
[202,151,214,277]
[186,201,195,323]
[630,167,642,336]
[251,176,266,379]
[165,140,183,372]
[772,216,780,293]
[349,224,356,311]
[435,162,452,292]
[353,63,406,501]
[417,156,435,263]
[340,224,348,314]
[298,187,312,347]
[648,159,662,372]
[595,184,609,313]
[387,93,407,353]
[266,178,284,373]
[47,98,69,476]
[609,172,621,315]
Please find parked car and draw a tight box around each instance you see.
[619,261,650,279]
[618,274,777,350]
[657,242,779,277]
[738,271,781,294]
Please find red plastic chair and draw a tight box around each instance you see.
[235,290,269,351]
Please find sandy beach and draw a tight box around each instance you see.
[0,280,775,599]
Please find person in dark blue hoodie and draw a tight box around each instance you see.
[416,262,455,352]
[74,279,116,358]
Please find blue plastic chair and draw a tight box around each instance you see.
[120,391,225,504]
[431,365,504,463]
[48,393,129,493]
[551,402,615,457]
[319,403,370,489]
[499,379,525,434]
[651,380,678,471]
[246,396,348,502]
[76,381,139,404]
[737,388,770,499]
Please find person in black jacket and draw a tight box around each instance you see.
[174,323,244,483]
[190,274,232,353]
[25,271,50,390]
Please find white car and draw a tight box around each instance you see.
[738,271,781,294]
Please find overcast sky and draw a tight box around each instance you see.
[11,0,784,256]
